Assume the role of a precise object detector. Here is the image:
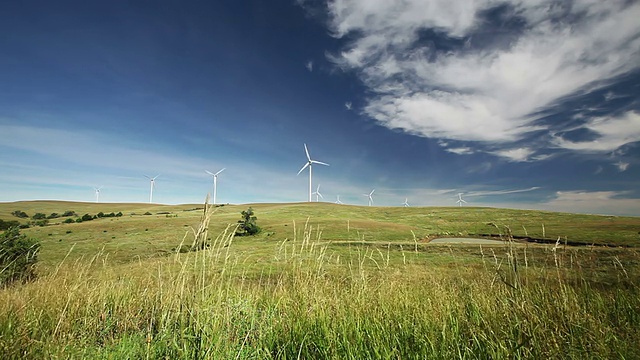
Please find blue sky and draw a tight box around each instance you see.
[1,0,639,216]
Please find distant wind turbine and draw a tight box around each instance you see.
[144,175,160,203]
[456,193,467,207]
[205,168,225,205]
[312,184,324,202]
[335,195,343,204]
[94,186,103,203]
[297,144,329,202]
[403,198,409,207]
[363,189,375,206]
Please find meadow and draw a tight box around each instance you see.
[1,200,639,359]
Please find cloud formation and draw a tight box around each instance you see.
[325,0,640,159]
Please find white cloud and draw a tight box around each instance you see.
[553,111,640,152]
[345,101,352,110]
[490,147,534,162]
[614,161,629,172]
[445,147,474,155]
[467,186,541,197]
[306,60,313,72]
[542,190,640,216]
[325,0,640,155]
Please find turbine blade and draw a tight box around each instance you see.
[215,168,226,175]
[304,143,311,161]
[311,160,329,166]
[205,170,214,176]
[370,189,375,195]
[297,163,310,175]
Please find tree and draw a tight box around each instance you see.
[0,227,40,287]
[236,207,261,236]
[31,213,46,220]
[11,210,29,218]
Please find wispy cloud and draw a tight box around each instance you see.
[553,111,640,152]
[445,147,474,155]
[614,161,630,172]
[465,187,541,197]
[490,147,534,162]
[542,190,640,216]
[324,0,640,159]
[306,60,313,72]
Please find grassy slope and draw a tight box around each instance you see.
[1,201,639,358]
[0,201,638,264]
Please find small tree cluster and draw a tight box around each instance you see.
[11,211,29,219]
[0,219,21,231]
[0,227,40,287]
[235,207,261,236]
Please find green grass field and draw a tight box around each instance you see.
[1,201,639,358]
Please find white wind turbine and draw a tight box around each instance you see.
[205,168,225,205]
[144,175,160,203]
[456,193,467,207]
[335,195,343,204]
[94,186,103,203]
[297,143,329,202]
[312,184,324,202]
[363,189,375,206]
[402,198,410,207]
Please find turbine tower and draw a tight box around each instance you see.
[297,143,329,202]
[335,195,343,204]
[403,198,409,207]
[363,189,375,206]
[94,186,103,203]
[205,168,225,205]
[456,193,467,207]
[312,184,324,202]
[144,175,160,203]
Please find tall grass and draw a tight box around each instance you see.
[0,211,638,359]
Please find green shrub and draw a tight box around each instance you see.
[235,207,261,236]
[61,210,76,217]
[81,214,94,222]
[143,212,152,216]
[0,227,40,287]
[31,213,46,220]
[47,213,59,219]
[0,219,21,231]
[115,212,123,217]
[11,210,28,218]
[63,218,75,224]
[33,219,49,227]
[97,212,105,218]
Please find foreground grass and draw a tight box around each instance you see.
[1,216,639,359]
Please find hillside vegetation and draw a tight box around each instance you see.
[0,201,638,358]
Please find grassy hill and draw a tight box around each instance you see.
[1,200,638,268]
[1,201,639,358]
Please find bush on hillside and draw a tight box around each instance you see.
[31,213,47,220]
[61,210,76,217]
[81,214,94,222]
[0,227,40,287]
[47,213,60,219]
[0,219,21,231]
[11,211,29,218]
[63,218,75,224]
[235,207,261,236]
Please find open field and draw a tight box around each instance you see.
[1,201,639,358]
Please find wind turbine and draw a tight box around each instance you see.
[297,144,329,202]
[94,186,103,203]
[402,198,409,207]
[335,195,343,204]
[312,184,324,202]
[205,168,225,205]
[456,193,467,207]
[144,175,160,203]
[363,189,375,206]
